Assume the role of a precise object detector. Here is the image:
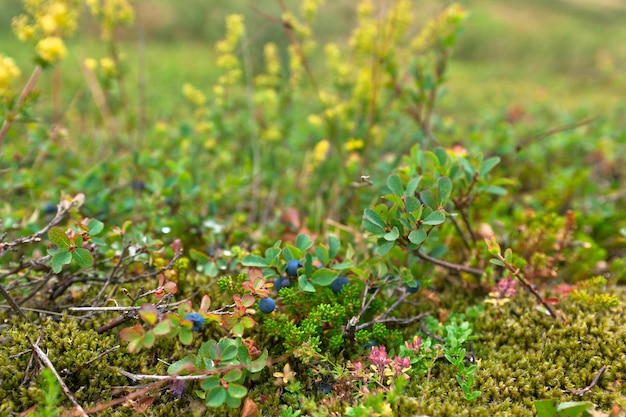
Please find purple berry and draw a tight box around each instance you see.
[274,276,291,292]
[259,297,276,313]
[286,259,302,277]
[330,276,350,294]
[184,312,205,332]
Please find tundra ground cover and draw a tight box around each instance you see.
[1,1,626,416]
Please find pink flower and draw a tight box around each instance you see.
[369,346,392,367]
[493,275,517,299]
[405,336,422,352]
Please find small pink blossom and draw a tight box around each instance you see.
[369,346,392,367]
[493,275,517,299]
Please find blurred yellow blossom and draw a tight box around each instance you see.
[99,56,119,77]
[0,55,21,98]
[83,57,98,70]
[86,0,135,40]
[182,83,207,107]
[411,3,467,52]
[307,114,323,127]
[36,36,66,64]
[312,139,330,166]
[344,138,364,152]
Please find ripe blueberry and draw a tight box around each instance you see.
[274,276,291,292]
[330,275,350,294]
[184,312,205,332]
[406,280,421,294]
[43,202,57,215]
[259,297,276,313]
[286,259,302,277]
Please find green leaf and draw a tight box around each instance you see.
[363,219,385,235]
[227,383,248,399]
[329,235,340,259]
[408,229,427,245]
[223,368,243,383]
[48,227,70,248]
[142,330,155,349]
[153,320,172,336]
[489,259,505,267]
[249,350,268,373]
[311,268,339,286]
[314,246,329,266]
[73,248,94,269]
[386,174,404,196]
[423,210,446,225]
[480,156,501,177]
[434,147,448,165]
[420,190,437,210]
[556,401,595,417]
[476,185,507,196]
[405,176,422,196]
[167,355,196,375]
[51,250,72,273]
[405,196,421,213]
[241,255,269,268]
[201,376,221,391]
[295,234,313,252]
[437,177,453,207]
[87,219,104,235]
[383,226,400,242]
[179,328,193,345]
[205,386,227,407]
[534,399,558,417]
[375,240,395,256]
[298,275,316,293]
[363,208,386,230]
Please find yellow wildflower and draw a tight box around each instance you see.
[344,138,364,152]
[182,83,207,107]
[0,55,21,98]
[36,36,66,64]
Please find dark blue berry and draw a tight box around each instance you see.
[43,203,57,215]
[184,313,205,332]
[317,383,332,395]
[406,280,421,294]
[330,275,350,294]
[274,276,291,292]
[259,297,276,313]
[286,259,302,277]
[364,340,377,350]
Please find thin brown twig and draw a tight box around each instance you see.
[565,365,606,397]
[0,65,43,146]
[415,250,484,276]
[30,339,88,416]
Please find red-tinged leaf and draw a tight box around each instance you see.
[241,294,256,308]
[231,321,244,337]
[544,298,560,305]
[163,281,178,294]
[200,295,211,311]
[247,268,263,281]
[131,396,155,414]
[119,324,144,342]
[170,238,182,254]
[139,304,159,325]
[240,316,256,329]
[127,336,143,353]
[48,227,71,248]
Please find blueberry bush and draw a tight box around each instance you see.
[1,1,626,416]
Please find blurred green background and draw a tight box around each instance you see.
[1,0,625,124]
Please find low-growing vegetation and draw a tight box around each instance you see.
[1,1,626,416]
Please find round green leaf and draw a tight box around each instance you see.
[311,268,339,286]
[383,226,400,242]
[223,368,243,383]
[73,247,94,269]
[241,255,269,268]
[408,229,427,245]
[48,227,70,248]
[227,383,248,399]
[51,250,72,273]
[205,386,227,407]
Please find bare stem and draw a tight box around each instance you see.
[415,250,484,276]
[0,65,43,147]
